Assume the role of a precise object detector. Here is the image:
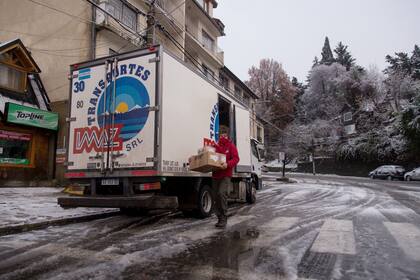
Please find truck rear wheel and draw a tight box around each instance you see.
[195,185,213,218]
[246,179,257,204]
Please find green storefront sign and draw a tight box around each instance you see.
[5,103,58,131]
[0,158,29,165]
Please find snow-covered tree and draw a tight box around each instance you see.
[301,63,347,120]
[246,58,296,158]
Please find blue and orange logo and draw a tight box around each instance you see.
[97,76,150,142]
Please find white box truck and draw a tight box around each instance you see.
[58,45,264,217]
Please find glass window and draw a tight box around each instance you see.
[343,112,352,122]
[0,130,31,165]
[234,85,242,98]
[106,0,136,31]
[251,141,259,158]
[202,64,214,81]
[201,30,214,52]
[106,0,123,19]
[219,73,229,89]
[0,64,26,92]
[257,126,263,142]
[122,4,137,30]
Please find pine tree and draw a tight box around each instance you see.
[312,56,319,68]
[320,37,335,65]
[411,45,420,80]
[334,42,355,70]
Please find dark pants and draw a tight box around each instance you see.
[212,177,230,219]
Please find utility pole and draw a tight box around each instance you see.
[146,0,156,46]
[311,138,316,175]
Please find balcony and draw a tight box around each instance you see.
[185,23,224,65]
[94,2,146,47]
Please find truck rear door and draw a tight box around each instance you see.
[67,51,158,173]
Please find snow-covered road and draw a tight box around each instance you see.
[1,177,420,280]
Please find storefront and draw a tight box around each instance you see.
[0,103,58,185]
[0,38,57,186]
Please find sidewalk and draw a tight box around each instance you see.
[0,187,117,234]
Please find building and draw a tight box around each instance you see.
[0,0,264,182]
[0,39,57,186]
[218,66,264,143]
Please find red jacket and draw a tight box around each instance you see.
[212,137,240,179]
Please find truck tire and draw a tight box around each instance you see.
[246,179,257,204]
[195,185,213,218]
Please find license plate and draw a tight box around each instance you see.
[101,178,120,186]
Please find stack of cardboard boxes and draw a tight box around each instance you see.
[188,146,226,173]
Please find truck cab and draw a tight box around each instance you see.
[250,138,264,190]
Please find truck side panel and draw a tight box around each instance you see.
[160,52,218,173]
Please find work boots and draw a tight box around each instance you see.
[215,216,227,228]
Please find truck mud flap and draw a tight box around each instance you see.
[58,195,178,209]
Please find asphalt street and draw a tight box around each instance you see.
[1,174,420,280]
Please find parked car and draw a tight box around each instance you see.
[404,167,420,181]
[369,165,406,181]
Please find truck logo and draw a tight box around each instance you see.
[97,76,150,142]
[73,63,152,155]
[209,103,219,141]
[73,124,123,154]
[78,68,91,81]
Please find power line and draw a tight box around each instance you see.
[0,28,89,41]
[26,0,92,25]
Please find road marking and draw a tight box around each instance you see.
[176,215,255,241]
[260,217,299,230]
[41,243,119,261]
[384,222,420,261]
[255,217,299,247]
[310,219,356,255]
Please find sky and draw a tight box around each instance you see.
[213,0,420,82]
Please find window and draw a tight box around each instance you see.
[343,112,352,122]
[243,94,250,106]
[251,141,259,158]
[122,4,136,30]
[219,73,229,89]
[202,64,214,81]
[257,126,263,143]
[106,0,137,31]
[234,85,242,99]
[344,124,356,135]
[0,130,31,165]
[0,64,26,92]
[201,30,214,52]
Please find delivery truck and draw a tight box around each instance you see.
[58,45,264,217]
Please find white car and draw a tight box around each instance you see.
[404,167,420,181]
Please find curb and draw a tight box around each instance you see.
[0,211,120,237]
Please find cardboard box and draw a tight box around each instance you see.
[189,151,226,173]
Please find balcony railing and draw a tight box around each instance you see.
[185,24,223,63]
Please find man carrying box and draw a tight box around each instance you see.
[213,126,240,228]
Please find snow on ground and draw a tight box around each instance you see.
[0,187,114,228]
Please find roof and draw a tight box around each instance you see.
[0,39,50,112]
[221,66,259,99]
[0,38,41,73]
